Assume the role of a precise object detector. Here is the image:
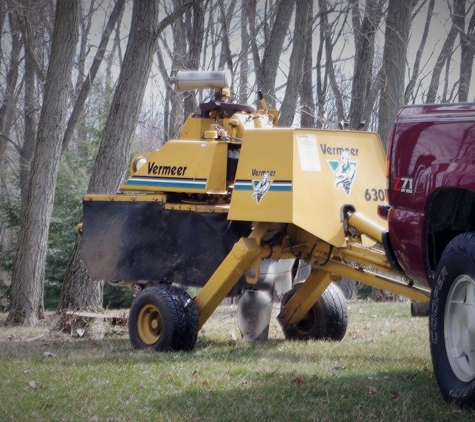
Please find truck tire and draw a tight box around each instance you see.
[430,233,475,408]
[280,282,348,341]
[129,285,198,352]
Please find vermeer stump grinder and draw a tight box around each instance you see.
[81,71,430,351]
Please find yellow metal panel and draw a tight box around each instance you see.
[179,115,215,140]
[229,128,387,246]
[121,140,228,194]
[228,128,294,222]
[292,129,387,247]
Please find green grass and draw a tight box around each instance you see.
[1,301,474,421]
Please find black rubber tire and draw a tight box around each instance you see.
[167,286,199,351]
[280,282,348,341]
[324,283,349,341]
[430,233,475,408]
[129,285,198,352]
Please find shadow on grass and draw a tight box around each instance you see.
[1,334,475,421]
[145,366,473,422]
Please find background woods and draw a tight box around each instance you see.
[0,0,474,324]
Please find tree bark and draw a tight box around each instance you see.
[279,0,312,127]
[405,0,435,103]
[58,0,202,313]
[0,10,22,162]
[315,13,327,128]
[348,0,384,129]
[299,2,316,128]
[239,3,251,104]
[254,0,295,107]
[426,0,465,103]
[20,43,36,219]
[458,2,475,102]
[0,1,6,62]
[7,0,80,326]
[319,0,345,123]
[62,0,126,153]
[183,2,205,118]
[218,0,234,72]
[378,0,413,148]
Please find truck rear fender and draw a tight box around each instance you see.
[425,187,475,275]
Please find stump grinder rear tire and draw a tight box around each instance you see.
[129,285,198,352]
[280,282,348,341]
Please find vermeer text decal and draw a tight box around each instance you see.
[252,169,276,177]
[147,162,188,176]
[320,144,359,157]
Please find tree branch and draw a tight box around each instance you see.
[18,12,46,83]
[155,0,205,36]
[1,132,23,154]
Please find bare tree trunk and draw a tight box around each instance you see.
[20,44,36,218]
[62,0,126,153]
[405,0,435,103]
[217,0,234,72]
[0,10,22,161]
[166,2,188,139]
[319,0,345,122]
[299,1,315,128]
[426,0,465,103]
[458,2,475,102]
[58,0,202,313]
[7,0,80,326]
[254,0,295,107]
[183,2,205,118]
[279,0,311,127]
[0,1,6,62]
[378,0,413,148]
[75,0,95,91]
[239,3,251,104]
[316,16,327,128]
[348,0,384,129]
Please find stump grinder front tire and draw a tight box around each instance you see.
[129,285,198,352]
[280,282,348,341]
[430,233,475,408]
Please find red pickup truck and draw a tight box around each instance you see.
[386,102,475,407]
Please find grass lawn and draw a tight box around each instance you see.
[1,301,474,421]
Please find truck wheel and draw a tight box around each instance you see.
[280,282,348,341]
[430,233,475,408]
[129,285,198,352]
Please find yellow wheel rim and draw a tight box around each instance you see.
[137,304,162,345]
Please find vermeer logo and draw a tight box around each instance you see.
[147,162,188,176]
[328,151,357,196]
[320,144,359,156]
[252,172,273,204]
